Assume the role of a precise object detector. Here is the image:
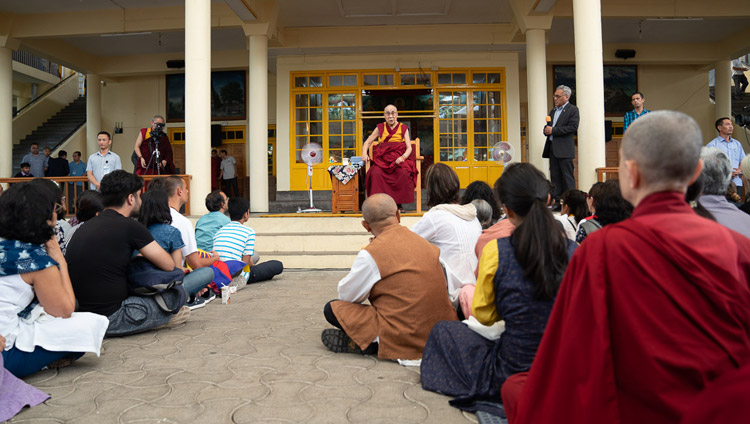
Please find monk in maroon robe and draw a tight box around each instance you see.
[503,111,750,424]
[363,105,417,206]
[134,115,175,175]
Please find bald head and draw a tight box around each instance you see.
[622,110,702,192]
[362,193,398,230]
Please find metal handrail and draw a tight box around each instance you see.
[13,73,78,118]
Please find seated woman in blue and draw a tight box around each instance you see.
[420,163,577,414]
[137,190,214,307]
[0,181,109,378]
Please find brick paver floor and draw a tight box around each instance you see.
[10,270,477,423]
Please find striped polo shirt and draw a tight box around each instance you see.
[213,221,255,262]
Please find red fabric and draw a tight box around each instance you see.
[365,122,417,204]
[511,192,750,424]
[136,128,175,175]
[211,156,221,189]
[680,365,750,424]
[501,372,528,423]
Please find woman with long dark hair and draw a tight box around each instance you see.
[420,163,577,415]
[461,180,502,223]
[0,181,109,378]
[555,189,588,240]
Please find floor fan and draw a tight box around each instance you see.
[490,141,516,166]
[297,142,323,213]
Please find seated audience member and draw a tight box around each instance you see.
[575,179,633,243]
[685,175,716,221]
[411,163,482,309]
[0,182,109,377]
[14,162,32,178]
[195,190,230,252]
[461,180,502,224]
[0,335,50,421]
[362,105,417,209]
[699,148,750,237]
[66,171,190,336]
[149,176,220,269]
[470,199,493,229]
[62,190,105,255]
[213,197,283,285]
[137,190,215,308]
[726,181,742,205]
[28,179,70,248]
[680,365,750,424]
[502,111,750,424]
[740,154,750,215]
[555,189,588,240]
[474,185,515,262]
[321,194,457,359]
[420,163,576,414]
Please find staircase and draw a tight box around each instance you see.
[12,96,86,175]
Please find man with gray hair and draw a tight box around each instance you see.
[503,111,750,424]
[699,147,750,237]
[542,85,579,208]
[134,114,175,175]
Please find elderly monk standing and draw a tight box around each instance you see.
[502,111,750,424]
[362,105,417,208]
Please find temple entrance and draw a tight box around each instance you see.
[361,89,434,187]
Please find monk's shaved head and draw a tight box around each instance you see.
[362,193,398,228]
[622,110,702,191]
[384,104,398,113]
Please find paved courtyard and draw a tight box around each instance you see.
[9,270,477,423]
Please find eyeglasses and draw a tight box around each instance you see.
[54,202,64,215]
[553,95,564,99]
[384,111,397,116]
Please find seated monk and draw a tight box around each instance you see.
[362,105,417,207]
[320,193,457,360]
[502,111,750,424]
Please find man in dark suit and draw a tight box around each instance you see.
[543,85,579,206]
[47,150,70,177]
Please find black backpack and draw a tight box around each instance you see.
[127,257,187,314]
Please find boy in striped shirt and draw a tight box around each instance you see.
[213,197,283,284]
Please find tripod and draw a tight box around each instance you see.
[143,137,162,175]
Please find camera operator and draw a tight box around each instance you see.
[134,115,175,175]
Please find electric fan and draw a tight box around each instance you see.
[297,142,323,213]
[490,141,516,165]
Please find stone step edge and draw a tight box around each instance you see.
[256,232,367,236]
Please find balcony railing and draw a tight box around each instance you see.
[12,49,61,77]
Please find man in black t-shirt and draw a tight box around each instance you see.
[66,170,188,336]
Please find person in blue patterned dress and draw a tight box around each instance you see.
[420,163,577,415]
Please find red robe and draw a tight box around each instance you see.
[508,192,750,424]
[136,128,175,175]
[365,122,417,204]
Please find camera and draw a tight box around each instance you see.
[151,122,166,138]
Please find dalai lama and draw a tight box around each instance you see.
[362,105,417,209]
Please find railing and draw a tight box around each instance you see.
[0,174,193,217]
[12,49,61,77]
[13,73,78,118]
[596,167,619,182]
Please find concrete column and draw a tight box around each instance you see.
[185,0,211,215]
[525,29,549,176]
[85,74,101,157]
[715,60,732,120]
[0,47,11,181]
[572,0,606,191]
[248,34,269,212]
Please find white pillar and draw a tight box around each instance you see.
[185,0,211,215]
[248,35,269,212]
[0,47,11,182]
[525,29,549,176]
[715,60,732,120]
[572,0,606,191]
[85,74,101,157]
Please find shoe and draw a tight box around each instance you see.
[321,328,364,354]
[186,295,207,310]
[201,290,217,304]
[230,274,247,291]
[45,357,76,370]
[154,306,191,330]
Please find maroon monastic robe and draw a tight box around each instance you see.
[136,128,175,175]
[507,192,750,424]
[365,122,417,204]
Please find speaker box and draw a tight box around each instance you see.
[211,124,222,147]
[605,120,613,142]
[166,60,185,69]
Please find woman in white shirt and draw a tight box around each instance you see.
[411,164,482,313]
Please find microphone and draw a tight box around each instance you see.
[545,116,552,126]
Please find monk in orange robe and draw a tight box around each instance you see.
[363,105,417,206]
[503,111,750,424]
